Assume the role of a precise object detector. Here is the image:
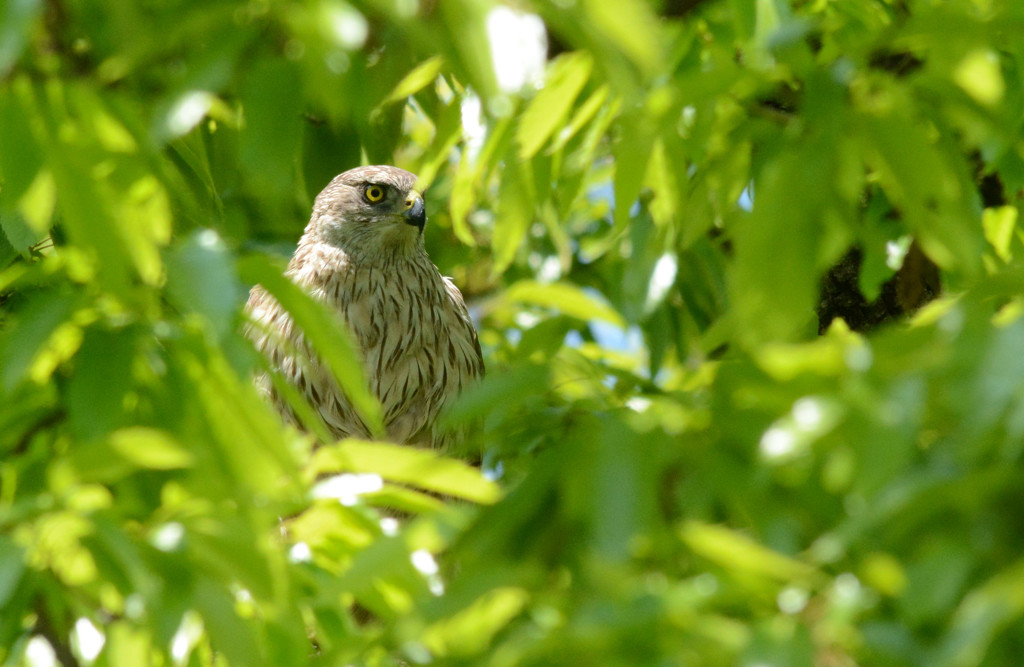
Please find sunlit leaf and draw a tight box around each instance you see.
[680,521,821,585]
[502,280,626,328]
[859,112,982,275]
[0,91,43,221]
[982,206,1017,262]
[954,49,1004,106]
[15,170,56,237]
[102,622,150,667]
[382,56,445,105]
[309,440,501,504]
[516,52,592,159]
[450,114,514,246]
[422,587,530,656]
[611,108,657,230]
[581,0,662,75]
[0,291,78,391]
[108,427,195,470]
[549,84,609,153]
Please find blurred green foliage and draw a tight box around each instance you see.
[3,0,1024,665]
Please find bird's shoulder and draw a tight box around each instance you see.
[286,239,353,285]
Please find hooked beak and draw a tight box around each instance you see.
[403,193,426,232]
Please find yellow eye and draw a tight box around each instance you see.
[364,184,385,203]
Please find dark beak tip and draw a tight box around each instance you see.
[404,198,426,231]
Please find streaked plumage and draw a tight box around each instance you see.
[245,165,483,448]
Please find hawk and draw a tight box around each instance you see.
[245,165,483,449]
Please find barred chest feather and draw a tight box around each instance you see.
[250,239,483,448]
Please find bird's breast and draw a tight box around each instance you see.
[322,258,477,442]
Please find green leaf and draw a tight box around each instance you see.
[491,158,534,275]
[439,0,499,102]
[680,521,821,585]
[859,111,982,275]
[14,170,55,238]
[194,581,262,667]
[0,290,78,391]
[562,416,662,563]
[414,98,463,191]
[0,0,42,76]
[450,115,515,246]
[502,280,626,328]
[166,229,243,339]
[240,59,302,196]
[516,52,593,159]
[309,440,502,504]
[103,622,151,667]
[443,363,549,423]
[108,427,195,470]
[67,328,136,440]
[982,206,1017,262]
[953,49,1005,106]
[0,536,25,609]
[0,211,42,257]
[0,89,42,206]
[937,560,1024,667]
[0,225,16,269]
[422,586,530,657]
[381,56,445,105]
[549,83,609,153]
[34,105,135,292]
[172,331,302,492]
[612,108,657,229]
[582,0,662,75]
[170,130,221,215]
[116,175,171,286]
[730,148,833,343]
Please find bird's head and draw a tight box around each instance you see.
[306,165,427,258]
